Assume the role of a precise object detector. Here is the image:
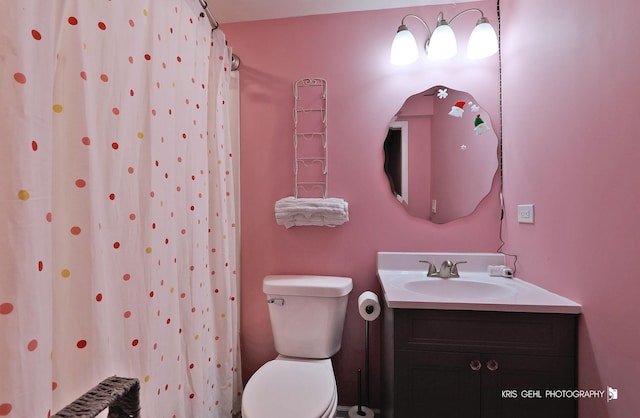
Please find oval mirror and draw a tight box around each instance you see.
[384,86,498,223]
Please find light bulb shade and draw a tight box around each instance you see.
[390,25,419,65]
[467,21,498,59]
[427,23,457,61]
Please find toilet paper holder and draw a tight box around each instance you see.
[353,291,380,415]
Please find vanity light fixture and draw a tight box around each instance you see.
[390,8,498,65]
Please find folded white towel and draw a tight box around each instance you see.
[275,197,349,228]
[275,196,346,210]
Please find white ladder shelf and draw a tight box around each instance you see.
[293,78,328,198]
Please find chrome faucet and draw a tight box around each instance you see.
[419,260,467,278]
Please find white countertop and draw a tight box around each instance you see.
[377,252,582,314]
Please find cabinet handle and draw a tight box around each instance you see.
[469,359,482,371]
[486,359,499,371]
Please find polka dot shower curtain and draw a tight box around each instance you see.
[0,1,241,417]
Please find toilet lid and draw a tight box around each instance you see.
[242,358,336,418]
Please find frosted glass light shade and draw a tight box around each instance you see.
[467,21,498,59]
[427,24,457,61]
[390,26,419,65]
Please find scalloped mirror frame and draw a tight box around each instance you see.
[384,85,499,223]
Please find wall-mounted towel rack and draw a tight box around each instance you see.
[294,78,328,198]
[274,78,349,227]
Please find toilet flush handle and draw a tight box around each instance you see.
[267,297,285,306]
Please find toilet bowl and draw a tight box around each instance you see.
[241,275,352,418]
[241,356,337,418]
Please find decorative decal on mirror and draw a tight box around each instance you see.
[383,85,498,224]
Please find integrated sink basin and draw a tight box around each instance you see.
[402,276,517,301]
[377,252,582,313]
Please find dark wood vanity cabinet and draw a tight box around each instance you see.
[381,305,578,418]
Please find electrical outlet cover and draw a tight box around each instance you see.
[517,204,535,224]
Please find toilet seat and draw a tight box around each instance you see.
[242,357,337,418]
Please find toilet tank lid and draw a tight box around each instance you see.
[263,275,353,297]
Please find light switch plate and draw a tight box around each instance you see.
[517,204,535,224]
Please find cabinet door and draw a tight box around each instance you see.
[481,353,577,417]
[396,350,482,418]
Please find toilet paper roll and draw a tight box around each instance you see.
[357,291,380,321]
[348,405,375,418]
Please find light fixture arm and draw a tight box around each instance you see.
[399,14,433,40]
[443,8,486,26]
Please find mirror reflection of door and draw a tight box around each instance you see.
[384,121,408,204]
[383,86,498,223]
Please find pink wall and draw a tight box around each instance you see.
[501,0,640,416]
[223,1,501,408]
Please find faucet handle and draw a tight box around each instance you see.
[451,261,468,277]
[419,260,437,276]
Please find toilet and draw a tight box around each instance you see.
[241,275,353,418]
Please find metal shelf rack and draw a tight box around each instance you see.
[293,78,328,198]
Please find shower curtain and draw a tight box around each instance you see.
[0,1,241,417]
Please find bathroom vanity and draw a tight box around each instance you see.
[377,252,581,418]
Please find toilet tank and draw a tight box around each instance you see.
[263,275,353,359]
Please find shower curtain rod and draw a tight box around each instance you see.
[197,0,241,71]
[198,0,220,30]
